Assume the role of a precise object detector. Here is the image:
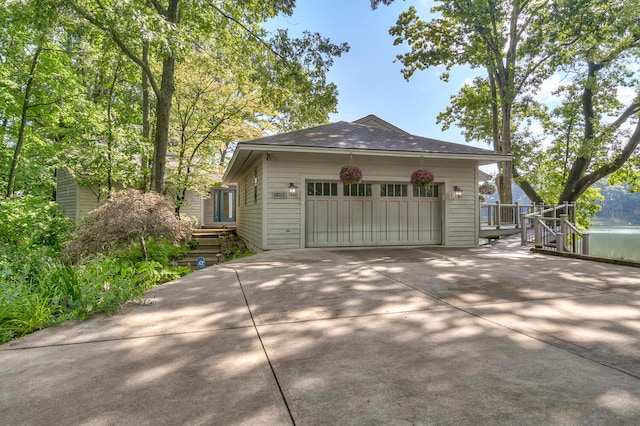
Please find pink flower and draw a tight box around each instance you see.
[339,165,363,185]
[410,169,434,189]
[479,182,496,195]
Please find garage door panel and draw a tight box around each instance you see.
[344,199,374,244]
[380,200,410,243]
[306,199,340,245]
[414,200,442,244]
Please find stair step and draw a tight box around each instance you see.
[191,240,220,250]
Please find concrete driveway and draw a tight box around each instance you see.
[2,240,640,425]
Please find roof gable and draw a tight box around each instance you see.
[352,115,410,134]
[240,119,497,156]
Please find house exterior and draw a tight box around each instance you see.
[223,115,511,250]
[56,168,236,227]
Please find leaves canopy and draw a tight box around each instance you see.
[373,0,640,210]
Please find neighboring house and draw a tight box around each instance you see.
[56,168,236,227]
[223,115,511,250]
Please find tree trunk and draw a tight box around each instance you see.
[106,63,120,194]
[498,102,514,204]
[149,0,180,193]
[6,46,42,197]
[559,62,601,202]
[150,58,176,193]
[139,234,148,261]
[140,39,151,192]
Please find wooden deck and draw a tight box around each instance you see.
[480,225,523,239]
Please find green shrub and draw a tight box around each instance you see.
[0,194,192,345]
[0,195,74,251]
[219,234,253,262]
[0,254,190,343]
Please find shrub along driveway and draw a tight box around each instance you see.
[2,240,640,424]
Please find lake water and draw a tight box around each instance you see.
[586,227,640,262]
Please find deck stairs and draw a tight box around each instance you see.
[178,228,234,270]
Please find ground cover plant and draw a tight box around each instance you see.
[0,193,192,344]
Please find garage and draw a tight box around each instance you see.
[305,181,442,247]
[223,115,511,250]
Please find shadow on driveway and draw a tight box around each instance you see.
[2,243,640,424]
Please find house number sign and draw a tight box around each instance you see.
[272,192,287,199]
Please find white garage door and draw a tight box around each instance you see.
[305,181,442,247]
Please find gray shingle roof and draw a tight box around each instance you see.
[243,120,500,156]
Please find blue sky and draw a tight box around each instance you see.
[269,0,485,148]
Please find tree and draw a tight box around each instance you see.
[372,0,559,203]
[1,1,83,197]
[167,50,267,212]
[372,0,640,209]
[60,31,144,202]
[61,0,348,194]
[62,189,194,262]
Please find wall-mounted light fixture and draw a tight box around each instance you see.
[266,151,272,161]
[288,183,299,197]
[453,186,463,199]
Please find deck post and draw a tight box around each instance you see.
[520,213,527,244]
[496,201,502,229]
[515,202,521,227]
[556,233,565,252]
[534,216,543,248]
[582,233,590,255]
[560,214,568,252]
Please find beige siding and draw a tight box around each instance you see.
[181,190,203,225]
[236,158,263,249]
[263,152,479,249]
[203,190,214,227]
[55,168,77,221]
[77,185,101,218]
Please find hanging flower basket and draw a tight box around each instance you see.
[479,182,496,195]
[479,194,487,203]
[410,169,434,189]
[339,165,363,185]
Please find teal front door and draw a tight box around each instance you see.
[214,189,236,222]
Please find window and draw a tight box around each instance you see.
[413,185,439,198]
[307,182,338,197]
[344,183,372,197]
[254,167,258,204]
[381,184,408,197]
[244,176,249,206]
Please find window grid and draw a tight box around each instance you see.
[380,184,408,197]
[413,185,439,198]
[344,183,372,197]
[307,182,338,197]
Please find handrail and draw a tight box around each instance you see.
[520,204,589,255]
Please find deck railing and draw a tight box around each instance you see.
[480,202,547,229]
[520,203,589,255]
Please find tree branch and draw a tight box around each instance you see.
[148,0,167,16]
[69,3,161,97]
[206,1,284,61]
[577,117,640,192]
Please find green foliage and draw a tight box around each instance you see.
[0,195,74,252]
[113,237,190,265]
[0,197,190,344]
[375,0,640,205]
[219,234,253,262]
[0,252,189,343]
